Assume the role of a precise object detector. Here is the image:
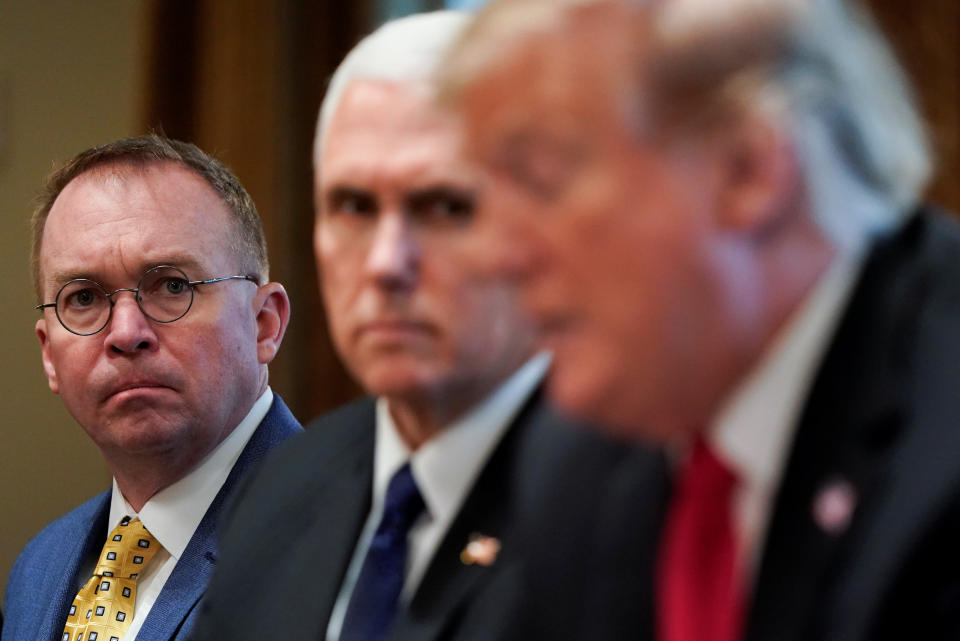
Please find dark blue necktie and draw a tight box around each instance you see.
[340,462,426,641]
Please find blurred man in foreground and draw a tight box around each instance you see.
[444,0,960,639]
[193,11,634,641]
[3,135,299,641]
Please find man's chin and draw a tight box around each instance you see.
[103,385,177,408]
[547,350,673,444]
[89,412,193,456]
[359,367,441,401]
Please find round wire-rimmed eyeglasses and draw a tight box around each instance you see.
[35,264,260,336]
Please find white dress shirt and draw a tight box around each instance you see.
[326,353,550,641]
[106,387,273,639]
[705,251,864,583]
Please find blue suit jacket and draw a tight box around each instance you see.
[2,394,302,641]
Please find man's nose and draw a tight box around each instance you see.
[103,292,160,354]
[366,214,420,292]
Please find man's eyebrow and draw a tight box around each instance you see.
[44,256,208,290]
[45,269,97,289]
[404,185,477,207]
[323,185,375,205]
[146,256,205,276]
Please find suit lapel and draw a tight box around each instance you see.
[746,219,928,641]
[587,447,670,641]
[135,394,302,641]
[821,332,960,640]
[33,495,110,641]
[390,393,546,641]
[301,418,375,630]
[137,528,216,641]
[259,397,375,637]
[819,213,960,640]
[746,367,904,641]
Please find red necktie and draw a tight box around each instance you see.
[657,439,744,641]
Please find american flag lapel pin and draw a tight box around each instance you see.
[812,476,858,535]
[460,533,501,566]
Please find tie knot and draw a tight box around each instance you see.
[677,439,738,497]
[95,517,160,578]
[381,463,425,534]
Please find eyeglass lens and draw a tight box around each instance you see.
[56,266,194,335]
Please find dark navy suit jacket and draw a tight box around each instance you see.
[510,209,960,641]
[2,394,301,641]
[191,389,640,641]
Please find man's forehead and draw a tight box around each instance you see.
[326,81,453,143]
[320,80,471,185]
[52,160,209,203]
[47,161,224,225]
[43,255,208,289]
[40,162,233,282]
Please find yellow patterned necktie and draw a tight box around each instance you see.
[62,517,161,641]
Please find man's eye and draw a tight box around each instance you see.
[493,132,586,203]
[162,278,189,295]
[409,190,476,225]
[329,191,377,217]
[144,276,189,298]
[67,288,98,308]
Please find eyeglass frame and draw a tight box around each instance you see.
[35,264,261,336]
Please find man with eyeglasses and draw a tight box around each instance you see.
[3,135,301,641]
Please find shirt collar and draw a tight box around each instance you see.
[109,387,273,560]
[373,352,550,526]
[708,250,864,496]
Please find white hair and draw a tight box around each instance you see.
[777,0,931,248]
[314,10,472,165]
[648,0,932,248]
[445,0,932,249]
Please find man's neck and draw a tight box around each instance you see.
[386,394,473,452]
[672,215,838,438]
[109,452,205,512]
[384,354,544,451]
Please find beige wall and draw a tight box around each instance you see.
[0,1,147,598]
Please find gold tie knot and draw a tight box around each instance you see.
[62,517,161,641]
[95,517,160,579]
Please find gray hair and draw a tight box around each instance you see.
[314,10,472,165]
[773,0,931,248]
[649,0,932,248]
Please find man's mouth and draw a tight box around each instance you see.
[103,380,173,403]
[357,318,434,340]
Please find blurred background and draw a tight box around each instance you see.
[0,0,956,598]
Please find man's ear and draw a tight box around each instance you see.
[252,282,291,365]
[36,318,60,394]
[714,110,801,234]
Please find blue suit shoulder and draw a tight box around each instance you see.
[23,490,106,542]
[3,393,301,641]
[8,491,108,580]
[4,491,109,640]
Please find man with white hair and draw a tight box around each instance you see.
[441,0,960,639]
[191,10,636,641]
